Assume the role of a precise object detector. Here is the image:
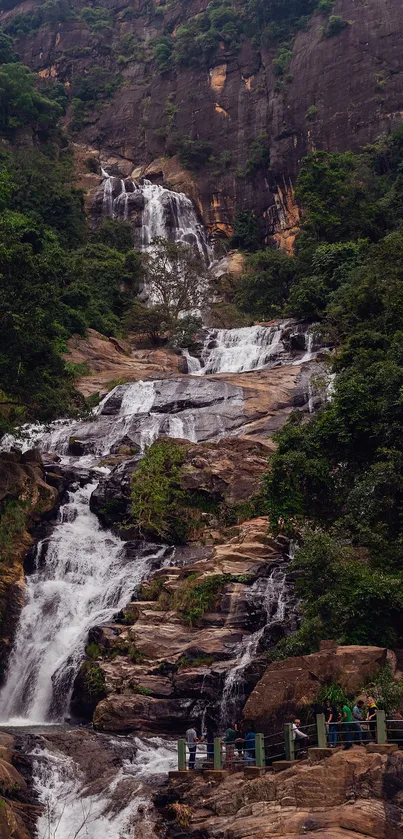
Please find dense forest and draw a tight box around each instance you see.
[1,0,403,656]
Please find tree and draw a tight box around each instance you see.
[142,237,211,320]
[0,63,61,136]
[235,247,296,319]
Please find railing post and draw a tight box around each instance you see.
[376,710,387,744]
[284,723,295,761]
[316,713,327,749]
[178,739,186,771]
[255,733,265,768]
[213,737,222,770]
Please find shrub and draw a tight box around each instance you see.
[174,573,232,625]
[305,104,319,120]
[363,666,403,713]
[324,15,349,37]
[135,685,152,696]
[130,440,187,542]
[230,211,261,252]
[82,662,106,698]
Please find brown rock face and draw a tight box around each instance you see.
[71,520,297,732]
[5,0,403,240]
[0,452,60,675]
[244,644,390,729]
[64,328,183,397]
[0,732,40,839]
[162,748,403,838]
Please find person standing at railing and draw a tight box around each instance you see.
[224,724,237,770]
[352,699,365,743]
[367,696,378,740]
[342,702,354,749]
[292,718,309,756]
[325,699,338,747]
[186,725,199,770]
[244,729,256,765]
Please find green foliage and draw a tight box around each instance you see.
[280,532,403,650]
[317,682,348,707]
[130,440,187,542]
[0,499,27,563]
[174,573,232,625]
[70,67,122,131]
[0,32,18,65]
[135,684,152,695]
[305,104,319,120]
[171,0,243,69]
[82,662,106,698]
[324,14,348,37]
[80,5,112,31]
[236,248,296,319]
[230,211,261,252]
[138,578,166,601]
[363,666,403,713]
[4,0,75,36]
[0,63,61,137]
[153,36,173,71]
[86,642,101,659]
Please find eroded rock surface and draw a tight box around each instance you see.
[160,747,403,838]
[244,642,393,732]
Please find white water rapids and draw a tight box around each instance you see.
[0,484,167,724]
[32,737,177,839]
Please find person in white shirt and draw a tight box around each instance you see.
[292,718,309,756]
[186,726,198,770]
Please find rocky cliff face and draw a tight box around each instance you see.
[4,0,403,242]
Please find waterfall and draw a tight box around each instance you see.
[191,324,286,375]
[100,171,212,262]
[220,568,288,728]
[32,736,177,839]
[0,483,168,724]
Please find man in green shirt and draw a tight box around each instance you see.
[342,704,353,749]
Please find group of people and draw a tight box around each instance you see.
[323,696,379,749]
[185,695,380,769]
[185,722,256,770]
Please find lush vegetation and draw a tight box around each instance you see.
[253,127,403,654]
[130,440,187,542]
[0,47,142,434]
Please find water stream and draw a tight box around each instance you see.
[0,484,168,725]
[220,568,288,727]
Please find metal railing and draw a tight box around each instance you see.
[176,710,391,771]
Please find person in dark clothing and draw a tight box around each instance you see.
[325,699,338,747]
[244,729,256,765]
[224,724,237,769]
[234,721,244,757]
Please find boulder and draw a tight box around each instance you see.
[244,644,390,729]
[93,694,195,732]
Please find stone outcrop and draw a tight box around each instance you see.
[0,451,61,674]
[161,747,403,838]
[73,518,298,732]
[244,642,393,730]
[91,436,270,529]
[0,732,40,839]
[64,328,184,398]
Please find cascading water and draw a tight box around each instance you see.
[32,736,177,839]
[220,568,288,728]
[100,171,212,263]
[189,324,287,375]
[0,483,168,724]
